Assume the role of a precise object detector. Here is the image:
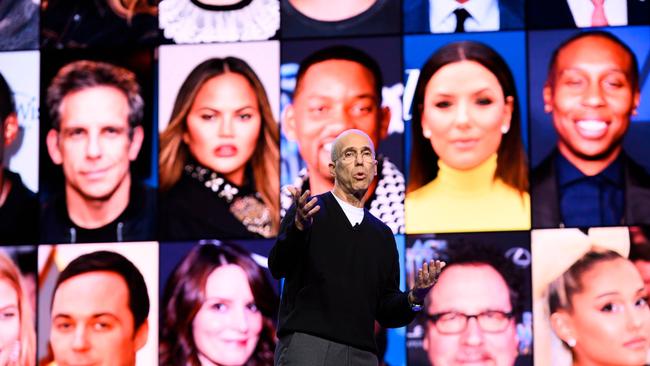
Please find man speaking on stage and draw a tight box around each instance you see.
[269,129,444,365]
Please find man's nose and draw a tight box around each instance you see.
[582,81,606,108]
[460,317,485,346]
[71,326,91,351]
[328,106,355,132]
[353,152,364,165]
[85,134,102,159]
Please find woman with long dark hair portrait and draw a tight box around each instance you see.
[159,242,278,366]
[406,41,529,233]
[159,57,280,240]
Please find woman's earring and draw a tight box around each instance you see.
[544,104,552,113]
[501,125,509,134]
[423,129,432,139]
[567,338,576,348]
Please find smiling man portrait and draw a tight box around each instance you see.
[532,30,650,228]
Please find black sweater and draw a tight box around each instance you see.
[268,192,414,354]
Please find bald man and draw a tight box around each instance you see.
[270,129,445,366]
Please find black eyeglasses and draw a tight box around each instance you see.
[425,310,514,334]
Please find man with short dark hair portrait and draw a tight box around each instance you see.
[532,31,650,228]
[422,245,522,366]
[42,60,155,243]
[0,71,38,244]
[48,250,150,366]
[282,45,404,234]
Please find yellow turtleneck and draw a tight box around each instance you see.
[405,154,530,233]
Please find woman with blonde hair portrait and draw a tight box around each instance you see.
[0,250,35,366]
[159,242,278,366]
[533,227,650,366]
[405,40,529,234]
[159,56,280,240]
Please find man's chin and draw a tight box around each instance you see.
[72,179,126,202]
[81,190,117,202]
[350,185,370,199]
[559,140,623,163]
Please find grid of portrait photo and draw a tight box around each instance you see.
[0,0,649,365]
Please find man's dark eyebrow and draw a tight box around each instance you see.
[61,126,86,133]
[92,312,121,320]
[52,313,73,321]
[52,312,121,321]
[352,93,379,101]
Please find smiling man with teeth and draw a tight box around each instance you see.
[532,30,650,228]
[41,60,156,243]
[281,45,405,234]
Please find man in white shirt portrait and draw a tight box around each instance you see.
[404,0,524,34]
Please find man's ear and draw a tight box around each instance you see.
[3,113,19,147]
[134,318,149,351]
[282,105,297,141]
[46,129,63,165]
[378,105,391,141]
[128,126,145,161]
[328,161,336,178]
[543,83,553,114]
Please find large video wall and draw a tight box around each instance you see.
[0,0,649,365]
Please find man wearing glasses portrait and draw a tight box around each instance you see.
[421,244,523,366]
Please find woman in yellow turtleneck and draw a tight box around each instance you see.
[406,41,530,233]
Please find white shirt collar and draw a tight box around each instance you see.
[430,0,500,31]
[332,192,364,226]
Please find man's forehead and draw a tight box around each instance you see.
[53,271,130,310]
[555,35,632,72]
[337,132,374,150]
[59,119,129,130]
[299,59,377,92]
[431,263,511,306]
[60,85,129,108]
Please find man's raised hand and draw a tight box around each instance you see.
[410,259,446,305]
[288,186,320,231]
